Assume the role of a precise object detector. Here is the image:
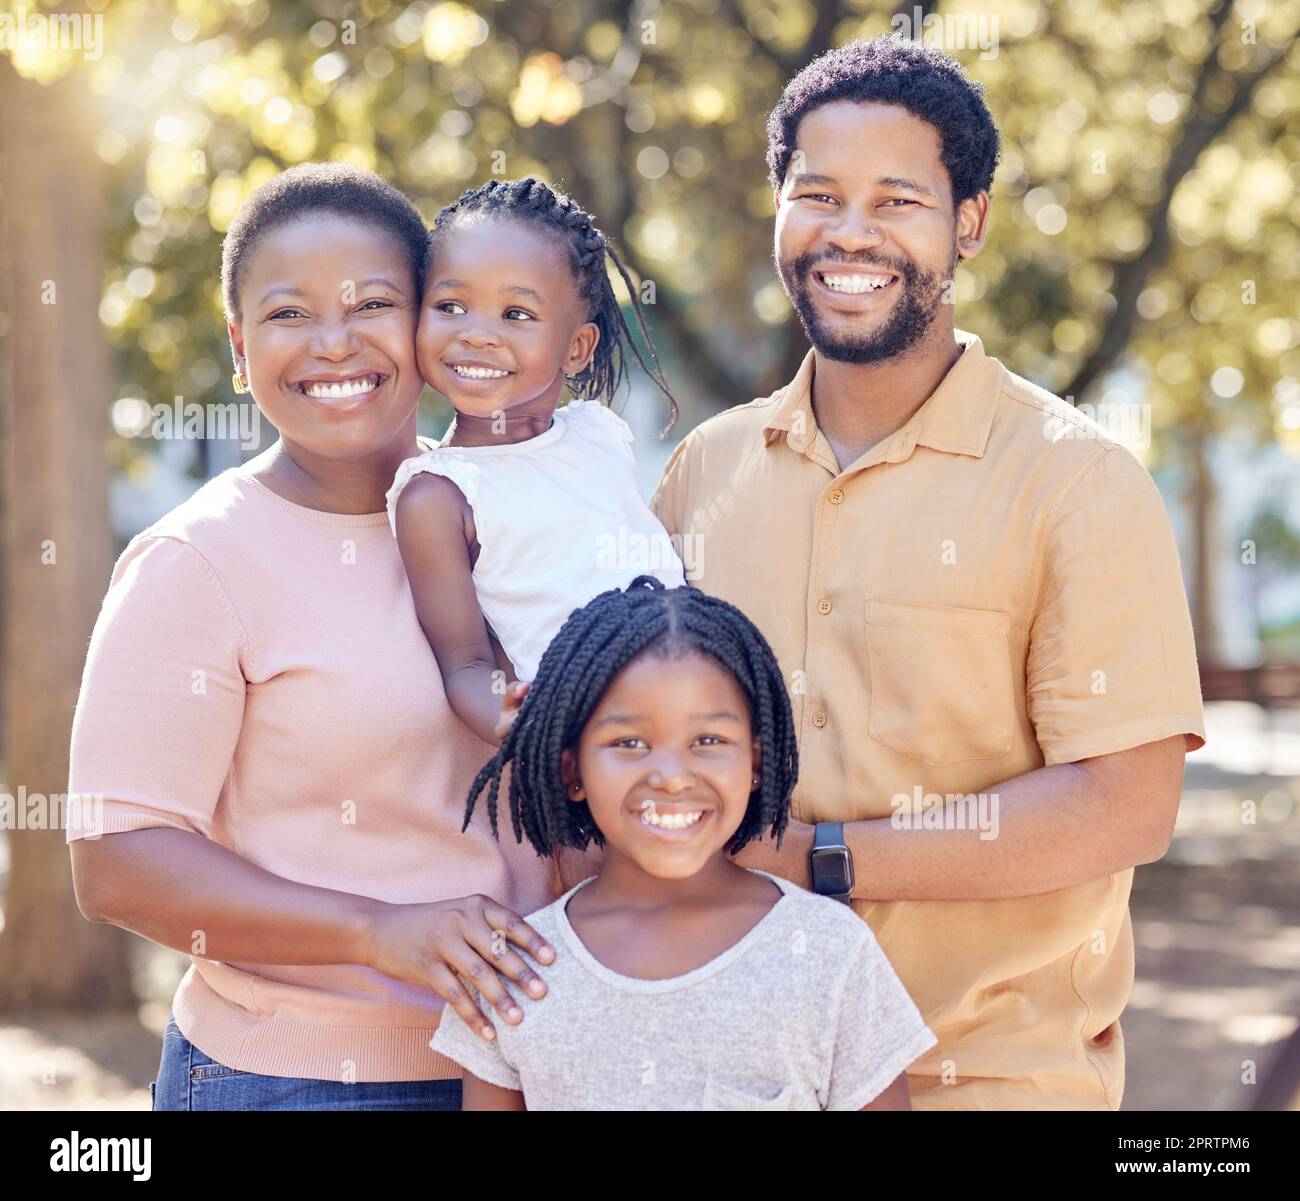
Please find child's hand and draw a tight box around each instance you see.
[493,680,530,742]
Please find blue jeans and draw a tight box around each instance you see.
[151,1015,463,1111]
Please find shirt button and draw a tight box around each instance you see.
[811,711,827,728]
[828,489,844,505]
[816,597,832,615]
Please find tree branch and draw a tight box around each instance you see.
[606,197,755,406]
[716,0,797,76]
[1062,1,1286,400]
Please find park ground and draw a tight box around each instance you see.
[1,700,1297,1110]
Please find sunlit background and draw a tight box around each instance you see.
[1,0,1298,1110]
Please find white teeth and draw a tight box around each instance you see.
[301,374,381,399]
[821,273,893,294]
[641,809,705,830]
[450,364,510,379]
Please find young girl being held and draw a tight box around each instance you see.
[386,178,684,746]
[431,576,938,1110]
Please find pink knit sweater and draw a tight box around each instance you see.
[67,460,558,1081]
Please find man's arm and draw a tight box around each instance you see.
[649,430,691,542]
[860,1073,911,1111]
[555,844,606,891]
[734,735,1187,900]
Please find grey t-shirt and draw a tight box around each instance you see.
[430,869,937,1110]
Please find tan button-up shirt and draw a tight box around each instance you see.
[651,330,1206,1109]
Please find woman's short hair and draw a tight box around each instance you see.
[220,161,427,322]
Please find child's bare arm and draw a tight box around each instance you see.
[859,1073,912,1111]
[394,473,512,745]
[462,1072,527,1111]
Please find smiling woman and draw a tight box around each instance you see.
[220,165,431,509]
[65,163,562,1112]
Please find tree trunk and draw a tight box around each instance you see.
[0,59,134,1011]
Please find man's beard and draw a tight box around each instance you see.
[776,245,956,364]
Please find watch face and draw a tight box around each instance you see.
[811,847,853,896]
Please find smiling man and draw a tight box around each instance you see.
[650,37,1206,1110]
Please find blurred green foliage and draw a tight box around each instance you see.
[6,0,1299,479]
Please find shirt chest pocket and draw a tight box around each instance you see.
[865,600,1015,766]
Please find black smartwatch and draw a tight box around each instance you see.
[809,821,854,904]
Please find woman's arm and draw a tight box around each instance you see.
[461,1073,527,1111]
[71,827,555,1039]
[72,827,376,963]
[394,472,514,745]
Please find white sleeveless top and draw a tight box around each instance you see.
[386,400,686,682]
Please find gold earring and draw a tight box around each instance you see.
[232,370,248,395]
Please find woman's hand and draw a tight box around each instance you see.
[363,895,555,1041]
[493,679,529,742]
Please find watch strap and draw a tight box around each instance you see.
[810,821,854,904]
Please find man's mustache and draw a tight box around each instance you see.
[781,251,914,282]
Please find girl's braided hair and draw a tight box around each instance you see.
[428,177,678,434]
[464,576,798,857]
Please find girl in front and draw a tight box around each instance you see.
[386,178,684,745]
[431,577,937,1110]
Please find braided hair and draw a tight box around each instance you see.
[428,177,678,434]
[464,576,798,859]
